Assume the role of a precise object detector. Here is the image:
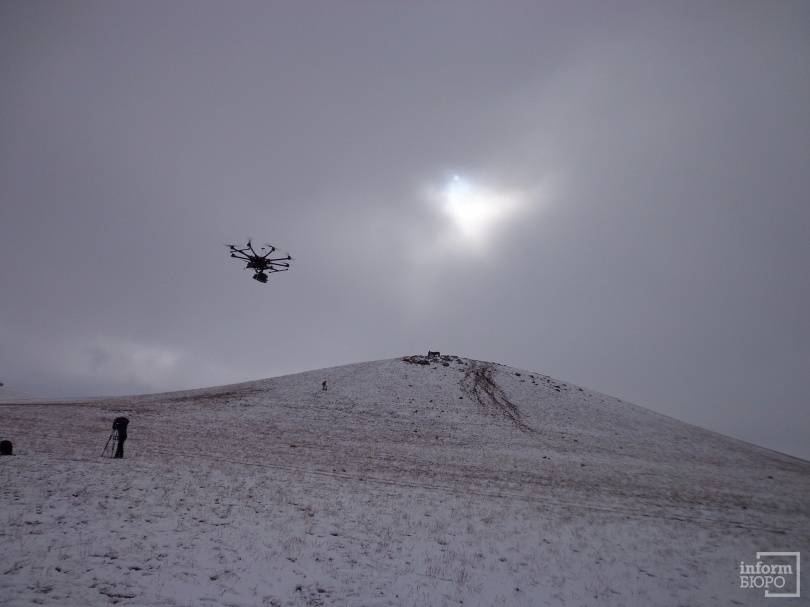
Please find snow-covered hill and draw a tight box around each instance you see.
[1,355,808,606]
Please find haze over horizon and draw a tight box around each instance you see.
[1,1,808,460]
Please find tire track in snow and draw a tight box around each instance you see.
[461,361,535,433]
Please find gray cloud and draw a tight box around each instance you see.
[1,1,808,458]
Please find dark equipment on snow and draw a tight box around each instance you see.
[102,417,129,458]
[226,240,291,284]
[0,440,12,455]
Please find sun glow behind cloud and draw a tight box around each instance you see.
[429,174,527,248]
[394,172,548,311]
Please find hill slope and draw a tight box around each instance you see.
[1,355,808,606]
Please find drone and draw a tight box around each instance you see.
[226,240,291,283]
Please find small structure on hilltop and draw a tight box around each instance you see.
[403,353,460,367]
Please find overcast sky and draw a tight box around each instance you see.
[1,1,808,459]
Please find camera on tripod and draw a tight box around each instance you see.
[101,417,129,458]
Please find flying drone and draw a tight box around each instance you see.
[226,240,292,283]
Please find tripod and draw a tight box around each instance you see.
[101,429,119,458]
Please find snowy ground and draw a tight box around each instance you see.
[1,356,808,606]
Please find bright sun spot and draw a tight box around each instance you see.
[439,175,516,242]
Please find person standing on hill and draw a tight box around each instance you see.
[321,380,328,392]
[112,417,129,458]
